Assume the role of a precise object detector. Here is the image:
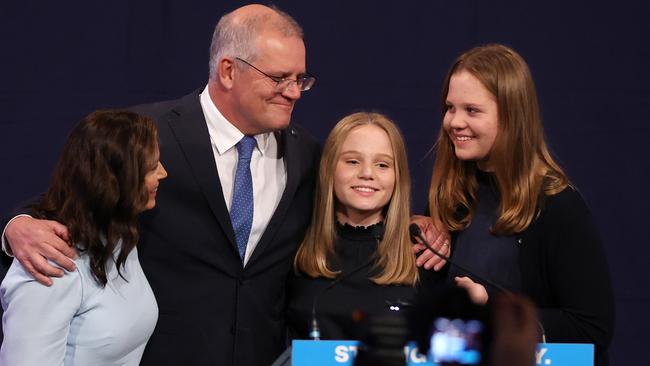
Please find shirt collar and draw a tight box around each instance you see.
[199,84,270,156]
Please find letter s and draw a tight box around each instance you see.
[334,346,349,363]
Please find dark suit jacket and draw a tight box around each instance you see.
[131,90,320,366]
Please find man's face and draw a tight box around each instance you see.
[231,31,306,135]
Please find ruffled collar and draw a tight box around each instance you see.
[336,221,384,241]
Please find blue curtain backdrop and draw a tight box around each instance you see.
[1,1,648,364]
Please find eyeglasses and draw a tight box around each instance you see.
[235,57,316,92]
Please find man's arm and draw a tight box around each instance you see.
[3,216,76,286]
[410,214,451,271]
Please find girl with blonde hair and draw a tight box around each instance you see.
[288,111,420,340]
[427,44,614,365]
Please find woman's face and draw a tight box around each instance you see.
[333,124,396,226]
[443,70,499,171]
[142,149,168,211]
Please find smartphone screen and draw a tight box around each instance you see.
[429,317,484,365]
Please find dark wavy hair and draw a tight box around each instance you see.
[32,110,159,286]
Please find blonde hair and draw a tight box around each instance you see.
[429,44,569,235]
[295,112,418,285]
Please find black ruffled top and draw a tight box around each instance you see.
[287,222,416,340]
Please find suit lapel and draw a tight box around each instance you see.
[247,127,303,266]
[165,92,237,248]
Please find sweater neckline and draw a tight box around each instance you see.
[336,221,384,241]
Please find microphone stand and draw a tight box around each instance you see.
[309,227,384,340]
[409,223,547,343]
[409,223,510,294]
[309,257,374,340]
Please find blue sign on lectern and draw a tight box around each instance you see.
[291,340,593,366]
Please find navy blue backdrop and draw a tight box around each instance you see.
[1,1,648,364]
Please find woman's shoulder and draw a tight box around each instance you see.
[1,257,84,307]
[532,185,596,236]
[543,185,590,215]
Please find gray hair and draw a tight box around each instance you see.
[208,6,304,80]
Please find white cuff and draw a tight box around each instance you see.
[2,214,32,257]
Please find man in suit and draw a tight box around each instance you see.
[2,4,320,365]
[2,4,453,364]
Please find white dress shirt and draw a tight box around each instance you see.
[199,85,286,266]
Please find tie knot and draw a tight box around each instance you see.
[237,136,257,160]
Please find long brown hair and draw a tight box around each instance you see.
[295,112,418,286]
[32,110,159,286]
[429,44,569,235]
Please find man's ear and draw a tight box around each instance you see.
[218,58,236,90]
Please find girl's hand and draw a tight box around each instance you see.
[455,276,488,305]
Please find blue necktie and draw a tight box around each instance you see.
[231,136,256,262]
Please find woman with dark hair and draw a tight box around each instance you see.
[425,44,614,365]
[1,110,167,365]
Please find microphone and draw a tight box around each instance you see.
[408,223,510,294]
[409,223,548,342]
[309,259,373,339]
[309,225,384,340]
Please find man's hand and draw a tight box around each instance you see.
[5,216,77,286]
[410,215,450,271]
[455,276,488,305]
